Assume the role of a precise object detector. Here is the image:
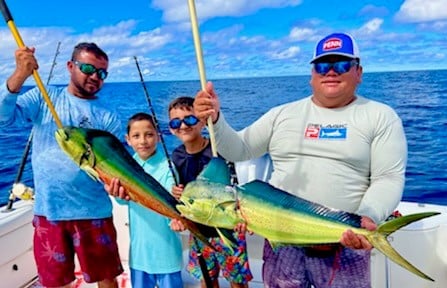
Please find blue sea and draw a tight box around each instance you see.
[1,70,446,206]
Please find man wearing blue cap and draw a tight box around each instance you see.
[194,32,407,287]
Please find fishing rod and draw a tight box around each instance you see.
[0,0,63,129]
[133,56,179,186]
[187,0,217,158]
[185,2,218,287]
[134,56,213,288]
[4,41,61,211]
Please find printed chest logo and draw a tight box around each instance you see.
[304,123,347,140]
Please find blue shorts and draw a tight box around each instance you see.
[130,268,183,288]
[262,240,371,288]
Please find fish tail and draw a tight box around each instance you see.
[367,212,440,281]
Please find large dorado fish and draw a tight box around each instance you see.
[177,157,440,281]
[55,126,234,248]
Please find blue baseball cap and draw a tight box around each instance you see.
[310,33,360,63]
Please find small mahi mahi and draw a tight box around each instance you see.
[177,157,440,282]
[55,126,230,247]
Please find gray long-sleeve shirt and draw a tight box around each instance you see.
[213,95,407,224]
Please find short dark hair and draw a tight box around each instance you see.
[71,42,108,62]
[168,96,194,112]
[126,112,156,134]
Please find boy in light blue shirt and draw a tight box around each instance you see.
[116,112,183,288]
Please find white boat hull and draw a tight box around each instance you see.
[0,200,37,288]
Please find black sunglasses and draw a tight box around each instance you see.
[169,115,199,129]
[73,60,108,80]
[314,60,358,75]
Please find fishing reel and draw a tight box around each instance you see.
[11,183,34,201]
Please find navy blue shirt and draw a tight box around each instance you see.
[171,142,216,185]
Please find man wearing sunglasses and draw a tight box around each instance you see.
[194,32,407,287]
[0,43,123,288]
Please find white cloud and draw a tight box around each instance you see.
[152,0,302,23]
[270,46,300,60]
[355,18,384,36]
[395,0,447,23]
[288,27,315,42]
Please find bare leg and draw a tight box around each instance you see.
[200,278,220,288]
[97,278,118,288]
[230,283,248,288]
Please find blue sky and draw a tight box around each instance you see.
[0,0,446,83]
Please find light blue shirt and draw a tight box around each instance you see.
[0,83,122,220]
[117,148,183,274]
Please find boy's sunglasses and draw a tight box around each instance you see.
[73,60,108,80]
[169,115,199,129]
[313,60,358,76]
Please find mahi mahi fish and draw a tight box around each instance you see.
[55,126,235,248]
[177,157,440,281]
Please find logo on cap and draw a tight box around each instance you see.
[323,38,342,51]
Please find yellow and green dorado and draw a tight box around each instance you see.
[55,126,236,248]
[177,157,439,281]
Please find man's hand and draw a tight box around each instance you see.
[193,81,220,123]
[7,47,38,93]
[340,216,377,250]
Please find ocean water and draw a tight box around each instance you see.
[1,70,446,205]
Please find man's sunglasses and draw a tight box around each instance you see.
[313,60,358,76]
[169,115,199,129]
[73,61,108,80]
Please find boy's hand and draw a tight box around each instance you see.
[105,178,131,201]
[172,184,184,201]
[170,218,186,231]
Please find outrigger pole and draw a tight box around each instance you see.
[0,0,63,129]
[4,41,61,211]
[187,0,218,158]
[186,1,217,287]
[133,56,179,186]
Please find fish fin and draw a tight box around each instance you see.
[216,228,240,253]
[367,212,440,281]
[197,157,231,185]
[80,164,100,181]
[182,219,220,251]
[378,211,440,237]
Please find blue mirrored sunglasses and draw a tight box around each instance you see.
[314,60,358,75]
[73,61,108,80]
[169,115,199,129]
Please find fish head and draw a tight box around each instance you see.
[55,126,100,181]
[177,180,240,229]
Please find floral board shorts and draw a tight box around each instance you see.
[33,215,123,287]
[187,231,253,284]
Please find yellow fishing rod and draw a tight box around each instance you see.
[0,0,63,129]
[187,0,218,158]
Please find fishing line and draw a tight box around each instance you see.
[133,56,179,186]
[4,42,61,211]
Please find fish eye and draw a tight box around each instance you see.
[188,199,194,205]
